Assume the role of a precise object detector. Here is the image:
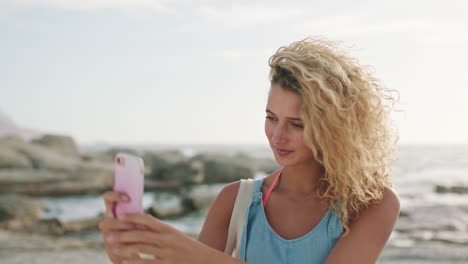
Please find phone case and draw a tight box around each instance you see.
[113,152,145,218]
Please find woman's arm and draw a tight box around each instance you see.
[103,181,250,264]
[107,213,249,264]
[325,186,401,264]
[197,181,241,251]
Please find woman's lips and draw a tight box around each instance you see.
[276,148,293,157]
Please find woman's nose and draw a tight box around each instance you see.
[272,124,287,144]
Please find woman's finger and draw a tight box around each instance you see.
[103,191,130,204]
[120,257,162,264]
[106,230,163,246]
[98,217,136,233]
[103,191,129,218]
[119,213,171,233]
[114,243,160,260]
[104,243,126,264]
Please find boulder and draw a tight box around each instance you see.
[0,135,80,171]
[435,185,468,194]
[164,160,203,184]
[89,153,114,163]
[146,151,188,181]
[0,169,69,194]
[12,181,109,196]
[182,183,225,210]
[31,134,80,158]
[0,159,114,196]
[0,147,32,168]
[0,195,43,223]
[143,150,186,169]
[0,169,68,184]
[190,153,255,184]
[63,217,102,233]
[69,160,114,185]
[144,179,184,192]
[18,160,112,196]
[0,230,96,251]
[21,218,65,235]
[0,134,25,145]
[148,202,187,219]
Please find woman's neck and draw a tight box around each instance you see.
[277,162,323,197]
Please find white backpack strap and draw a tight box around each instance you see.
[224,178,256,257]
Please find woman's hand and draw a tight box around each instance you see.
[105,213,229,264]
[99,191,136,264]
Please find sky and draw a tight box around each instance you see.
[1,0,467,146]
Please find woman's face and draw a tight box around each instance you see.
[265,84,315,167]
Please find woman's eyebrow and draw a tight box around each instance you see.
[266,109,303,121]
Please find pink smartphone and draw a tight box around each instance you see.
[113,152,145,218]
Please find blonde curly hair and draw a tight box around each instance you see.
[268,36,400,237]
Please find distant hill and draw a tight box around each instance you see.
[0,110,43,141]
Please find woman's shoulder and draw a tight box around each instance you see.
[347,185,400,226]
[219,176,263,198]
[217,171,279,207]
[214,179,253,210]
[219,180,241,201]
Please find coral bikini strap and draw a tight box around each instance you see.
[263,168,283,207]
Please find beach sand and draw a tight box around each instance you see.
[1,230,467,264]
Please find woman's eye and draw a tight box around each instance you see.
[265,116,275,120]
[292,123,304,128]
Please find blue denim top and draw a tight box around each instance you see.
[237,177,344,263]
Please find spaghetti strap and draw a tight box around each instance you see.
[263,168,283,207]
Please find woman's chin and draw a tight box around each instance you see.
[273,155,294,167]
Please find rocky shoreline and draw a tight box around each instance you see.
[0,133,279,238]
[1,134,468,263]
[0,134,280,196]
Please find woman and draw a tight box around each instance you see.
[99,37,401,264]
